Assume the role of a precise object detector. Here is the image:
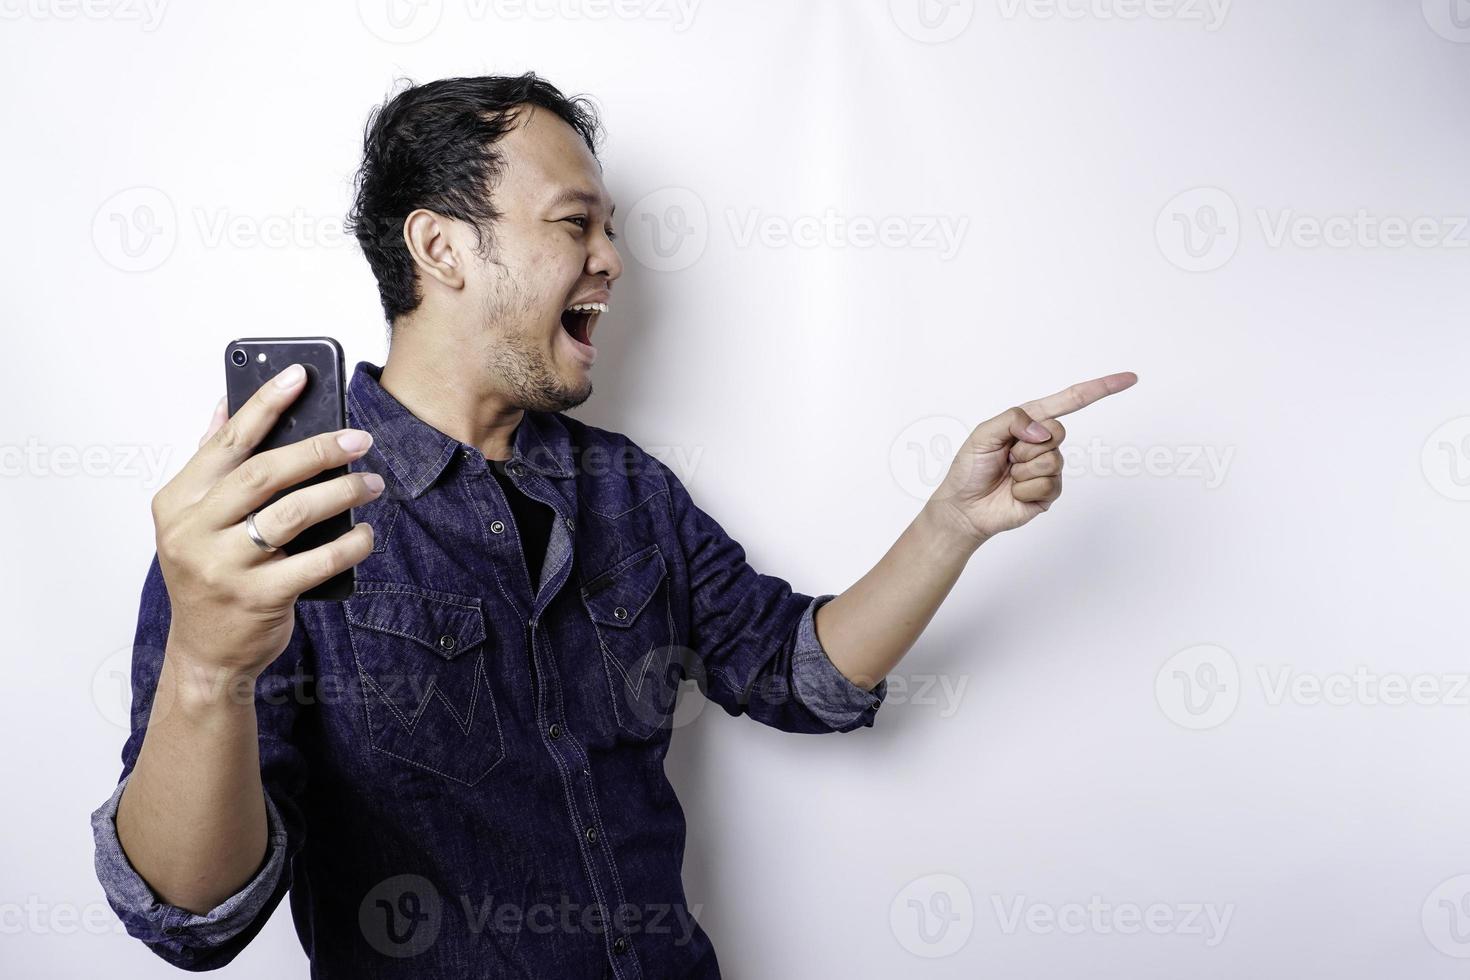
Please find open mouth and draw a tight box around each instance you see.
[560,301,606,348]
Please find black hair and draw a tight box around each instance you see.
[345,73,604,324]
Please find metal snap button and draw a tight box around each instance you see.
[585,826,599,844]
[438,635,457,652]
[613,606,628,622]
[490,520,506,534]
[549,723,562,740]
[612,936,628,954]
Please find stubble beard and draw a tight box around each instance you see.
[479,272,593,415]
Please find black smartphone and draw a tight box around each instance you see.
[224,336,354,601]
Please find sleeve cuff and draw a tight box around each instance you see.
[90,774,289,948]
[790,593,887,731]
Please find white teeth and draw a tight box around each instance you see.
[565,302,608,314]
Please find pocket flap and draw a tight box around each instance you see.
[346,583,487,660]
[582,545,667,629]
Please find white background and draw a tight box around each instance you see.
[4,0,1469,976]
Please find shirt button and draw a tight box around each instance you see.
[585,826,599,844]
[612,936,628,954]
[438,634,457,652]
[548,723,562,740]
[490,520,506,534]
[612,606,628,622]
[508,462,524,477]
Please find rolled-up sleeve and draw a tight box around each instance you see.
[90,774,289,949]
[90,553,310,970]
[651,454,886,734]
[791,593,887,730]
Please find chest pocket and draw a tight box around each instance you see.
[581,544,680,740]
[346,583,505,785]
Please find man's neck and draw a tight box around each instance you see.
[378,325,524,463]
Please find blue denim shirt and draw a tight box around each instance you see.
[91,360,886,978]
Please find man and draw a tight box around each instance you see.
[90,73,1134,977]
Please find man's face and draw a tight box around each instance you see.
[462,105,622,414]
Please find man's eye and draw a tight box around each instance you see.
[563,215,617,243]
[555,215,614,242]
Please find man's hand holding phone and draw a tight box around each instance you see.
[151,362,381,687]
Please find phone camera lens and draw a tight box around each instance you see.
[231,349,247,366]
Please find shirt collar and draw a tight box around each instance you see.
[346,360,576,499]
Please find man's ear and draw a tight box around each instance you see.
[403,208,466,292]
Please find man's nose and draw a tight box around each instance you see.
[589,235,623,282]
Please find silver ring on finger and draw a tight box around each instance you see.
[244,511,279,553]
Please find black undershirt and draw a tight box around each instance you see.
[487,459,554,592]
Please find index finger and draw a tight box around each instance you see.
[174,362,309,497]
[1021,372,1138,420]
